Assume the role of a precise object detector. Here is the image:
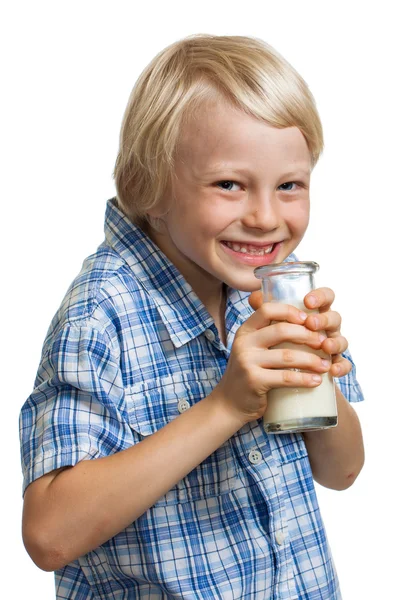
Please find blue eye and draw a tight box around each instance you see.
[217,181,242,192]
[278,182,296,191]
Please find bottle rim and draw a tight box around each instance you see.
[254,261,319,279]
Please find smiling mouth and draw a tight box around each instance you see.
[221,241,276,256]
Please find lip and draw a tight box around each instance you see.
[223,241,276,248]
[219,240,283,266]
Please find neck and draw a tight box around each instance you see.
[145,226,227,342]
[204,284,227,345]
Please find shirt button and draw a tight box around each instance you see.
[205,329,215,342]
[275,531,285,545]
[248,449,262,465]
[177,399,190,414]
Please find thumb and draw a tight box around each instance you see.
[249,290,263,311]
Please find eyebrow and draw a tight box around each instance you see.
[202,165,311,179]
[281,170,311,179]
[202,164,235,175]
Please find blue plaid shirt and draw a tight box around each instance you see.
[20,198,364,599]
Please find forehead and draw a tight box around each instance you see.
[176,101,311,174]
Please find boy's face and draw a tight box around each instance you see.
[148,101,311,296]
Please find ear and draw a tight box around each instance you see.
[145,201,169,234]
[146,203,165,218]
[146,192,171,219]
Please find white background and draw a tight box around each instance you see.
[2,1,413,597]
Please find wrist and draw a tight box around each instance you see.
[206,387,250,433]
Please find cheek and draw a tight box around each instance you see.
[286,203,310,233]
[182,203,234,236]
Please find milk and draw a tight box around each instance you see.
[264,342,337,433]
[263,306,338,433]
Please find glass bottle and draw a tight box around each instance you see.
[254,261,338,434]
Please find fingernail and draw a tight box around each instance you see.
[313,317,320,328]
[318,334,327,343]
[321,359,330,368]
[312,375,322,382]
[299,311,307,320]
[308,295,317,307]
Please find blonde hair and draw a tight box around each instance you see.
[114,34,323,227]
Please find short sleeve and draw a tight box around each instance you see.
[335,349,364,403]
[19,321,134,494]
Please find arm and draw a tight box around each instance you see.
[303,386,364,490]
[301,288,365,490]
[23,393,245,572]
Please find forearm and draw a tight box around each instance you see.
[303,386,364,490]
[23,391,244,571]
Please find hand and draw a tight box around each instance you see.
[250,288,352,378]
[214,298,331,426]
[302,287,352,378]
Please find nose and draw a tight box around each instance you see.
[241,190,281,232]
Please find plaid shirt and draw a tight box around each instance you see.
[20,198,364,599]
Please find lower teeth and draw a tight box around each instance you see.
[227,245,273,255]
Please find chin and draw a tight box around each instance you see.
[226,276,262,293]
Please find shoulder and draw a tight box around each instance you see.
[43,243,154,351]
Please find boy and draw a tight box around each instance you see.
[20,34,364,599]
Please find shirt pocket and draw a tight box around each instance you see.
[126,368,241,504]
[251,421,309,467]
[269,431,309,464]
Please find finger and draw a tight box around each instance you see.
[254,322,327,350]
[321,335,348,356]
[330,356,352,377]
[249,291,263,311]
[260,347,331,373]
[305,310,342,333]
[304,287,335,312]
[241,302,307,334]
[261,368,324,390]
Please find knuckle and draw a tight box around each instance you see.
[339,333,347,345]
[326,338,336,353]
[310,329,320,343]
[306,315,319,330]
[232,337,244,354]
[318,287,334,307]
[260,303,273,321]
[322,287,334,303]
[342,358,352,374]
[331,311,341,327]
[288,305,300,321]
[331,335,347,354]
[282,348,295,364]
[238,349,252,371]
[246,365,263,390]
[312,357,322,370]
[276,322,290,338]
[282,369,296,384]
[245,370,258,389]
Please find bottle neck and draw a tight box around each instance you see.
[262,273,315,310]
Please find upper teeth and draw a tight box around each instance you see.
[225,242,274,255]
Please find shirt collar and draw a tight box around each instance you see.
[104,198,219,348]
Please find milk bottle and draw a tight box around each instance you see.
[254,261,338,434]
